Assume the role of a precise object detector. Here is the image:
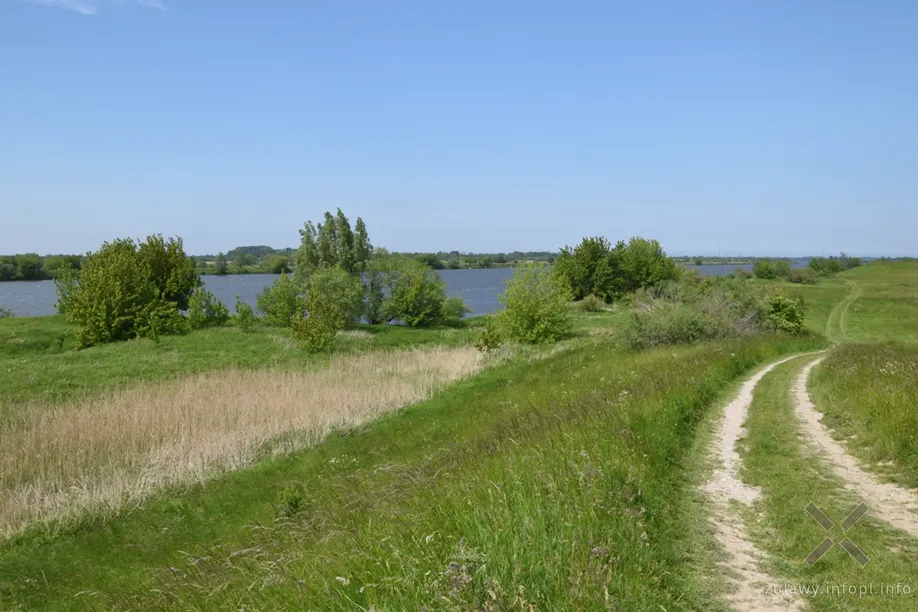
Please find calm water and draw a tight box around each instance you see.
[0,263,808,317]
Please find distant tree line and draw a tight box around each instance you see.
[0,254,83,282]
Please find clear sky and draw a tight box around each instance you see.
[2,0,916,257]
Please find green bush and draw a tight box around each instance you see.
[307,267,364,329]
[60,235,199,348]
[473,315,503,352]
[290,295,338,352]
[439,295,471,326]
[622,277,764,350]
[787,268,818,285]
[764,293,805,335]
[0,307,13,319]
[498,263,572,343]
[773,259,791,277]
[734,267,753,280]
[187,287,230,329]
[579,294,604,312]
[382,257,448,327]
[234,296,256,333]
[752,259,777,279]
[256,272,300,326]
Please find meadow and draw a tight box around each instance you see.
[1,260,916,610]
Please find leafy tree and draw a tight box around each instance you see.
[552,236,614,300]
[0,261,16,281]
[440,296,472,326]
[353,217,372,271]
[773,259,791,277]
[234,252,256,270]
[616,238,679,296]
[474,315,503,352]
[215,253,229,275]
[265,254,292,274]
[187,287,230,329]
[493,254,507,264]
[764,293,805,335]
[291,294,338,352]
[16,253,46,281]
[42,255,82,278]
[316,211,338,267]
[304,266,364,329]
[382,257,448,327]
[233,295,256,332]
[787,268,818,285]
[416,253,444,269]
[335,208,356,273]
[498,263,572,343]
[478,256,493,268]
[60,236,198,347]
[753,259,777,279]
[257,272,301,326]
[694,257,704,266]
[294,221,319,284]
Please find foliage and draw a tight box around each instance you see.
[416,253,444,269]
[305,267,364,329]
[264,255,291,274]
[693,257,703,266]
[752,259,777,279]
[498,263,572,343]
[473,315,503,352]
[809,253,860,276]
[215,253,229,275]
[0,307,13,318]
[59,235,199,348]
[622,276,770,349]
[553,236,679,302]
[256,272,300,326]
[382,257,449,327]
[294,209,371,284]
[290,289,341,353]
[773,259,791,277]
[579,293,605,312]
[187,287,230,329]
[787,268,818,284]
[233,295,256,333]
[734,267,753,280]
[763,293,805,335]
[440,296,472,326]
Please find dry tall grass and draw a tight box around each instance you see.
[0,347,481,537]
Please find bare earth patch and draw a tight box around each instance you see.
[703,355,808,612]
[795,358,918,538]
[0,347,481,537]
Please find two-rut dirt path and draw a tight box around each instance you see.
[704,349,918,610]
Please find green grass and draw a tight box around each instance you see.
[0,334,823,610]
[839,262,918,343]
[810,344,918,488]
[0,317,480,408]
[740,356,918,611]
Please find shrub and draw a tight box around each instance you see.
[735,267,753,280]
[382,257,448,327]
[787,268,818,285]
[473,315,503,352]
[60,235,199,348]
[307,267,364,329]
[234,295,256,333]
[752,259,777,279]
[257,272,300,326]
[440,296,472,326]
[499,263,572,343]
[579,294,604,312]
[622,277,764,349]
[187,287,230,329]
[290,294,338,352]
[265,255,291,274]
[764,293,805,335]
[0,307,13,318]
[773,259,791,278]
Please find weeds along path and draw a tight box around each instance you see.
[825,280,860,342]
[703,355,815,612]
[794,358,918,538]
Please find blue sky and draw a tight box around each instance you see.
[2,0,916,257]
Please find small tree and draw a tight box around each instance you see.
[773,260,792,278]
[382,257,447,327]
[753,259,777,279]
[499,263,572,343]
[257,272,300,326]
[290,267,361,351]
[215,253,229,275]
[234,295,256,332]
[764,293,805,335]
[187,286,230,329]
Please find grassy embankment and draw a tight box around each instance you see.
[0,331,824,610]
[730,260,918,608]
[0,269,863,609]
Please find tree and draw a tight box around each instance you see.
[478,256,493,268]
[552,236,613,300]
[416,253,444,269]
[234,252,256,270]
[215,253,229,275]
[59,236,198,347]
[294,221,319,284]
[265,255,292,274]
[353,217,372,270]
[498,263,572,343]
[316,212,338,267]
[257,272,301,326]
[773,259,791,278]
[753,259,777,279]
[187,286,230,329]
[335,208,356,273]
[16,253,46,281]
[290,267,363,351]
[382,257,448,327]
